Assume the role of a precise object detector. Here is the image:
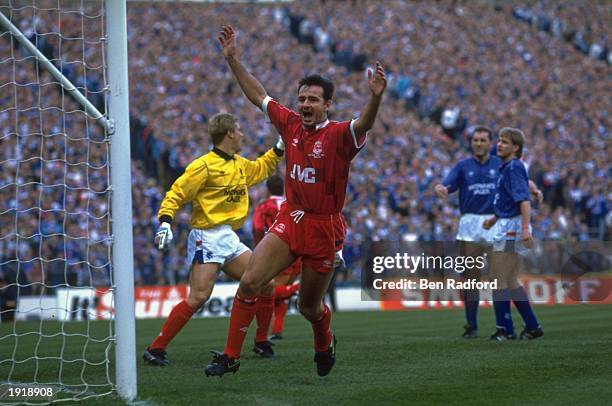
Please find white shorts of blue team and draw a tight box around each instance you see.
[490,216,532,256]
[456,214,496,243]
[187,224,250,266]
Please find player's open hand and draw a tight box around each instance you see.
[218,25,237,59]
[482,216,497,230]
[368,61,387,97]
[434,184,448,199]
[522,228,533,248]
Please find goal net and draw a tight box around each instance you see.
[0,1,134,403]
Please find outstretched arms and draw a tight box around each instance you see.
[352,61,387,137]
[218,25,268,108]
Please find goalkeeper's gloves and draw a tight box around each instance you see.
[334,250,345,268]
[155,222,173,250]
[276,136,285,151]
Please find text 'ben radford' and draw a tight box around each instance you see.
[372,278,498,290]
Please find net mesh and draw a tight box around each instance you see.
[0,0,115,402]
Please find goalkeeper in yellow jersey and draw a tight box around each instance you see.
[143,113,284,366]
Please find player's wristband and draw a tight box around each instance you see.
[159,215,172,224]
[273,136,285,156]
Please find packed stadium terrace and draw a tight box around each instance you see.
[0,1,609,290]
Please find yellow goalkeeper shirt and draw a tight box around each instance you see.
[158,147,282,230]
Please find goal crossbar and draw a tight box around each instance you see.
[0,11,112,134]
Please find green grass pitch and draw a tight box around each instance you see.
[2,304,611,405]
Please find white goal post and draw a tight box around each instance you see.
[105,0,137,401]
[0,0,136,402]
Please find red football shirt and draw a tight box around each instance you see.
[263,97,366,214]
[252,195,284,245]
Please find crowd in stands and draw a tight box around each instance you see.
[0,0,609,292]
[512,1,610,64]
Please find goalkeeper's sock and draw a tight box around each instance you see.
[224,293,257,359]
[511,286,539,330]
[254,294,274,342]
[309,304,332,352]
[274,283,299,300]
[150,300,196,350]
[272,299,289,334]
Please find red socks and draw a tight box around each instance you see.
[272,299,289,334]
[255,294,274,342]
[150,300,196,350]
[224,293,257,359]
[270,283,298,335]
[310,305,332,352]
[274,283,299,300]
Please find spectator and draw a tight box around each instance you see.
[0,0,608,288]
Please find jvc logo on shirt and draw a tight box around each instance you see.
[290,164,316,183]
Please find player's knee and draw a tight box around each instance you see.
[298,302,322,322]
[187,290,210,308]
[507,279,520,290]
[496,279,508,289]
[261,280,274,296]
[239,272,263,296]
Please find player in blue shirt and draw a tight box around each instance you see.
[435,127,542,338]
[435,126,499,338]
[483,127,543,341]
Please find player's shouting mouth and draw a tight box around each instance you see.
[297,84,330,130]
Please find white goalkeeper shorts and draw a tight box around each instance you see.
[456,214,495,243]
[491,216,532,256]
[187,225,250,266]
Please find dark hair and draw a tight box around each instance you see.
[471,126,493,141]
[297,74,335,101]
[266,175,284,196]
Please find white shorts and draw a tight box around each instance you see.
[491,216,532,256]
[456,214,495,242]
[187,225,250,266]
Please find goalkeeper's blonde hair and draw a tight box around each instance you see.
[208,113,238,146]
[498,127,526,158]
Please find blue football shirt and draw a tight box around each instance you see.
[443,156,501,215]
[493,159,530,218]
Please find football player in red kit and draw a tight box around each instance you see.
[206,25,386,377]
[252,175,301,341]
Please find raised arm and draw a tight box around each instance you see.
[352,61,387,137]
[218,25,268,108]
[242,148,282,187]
